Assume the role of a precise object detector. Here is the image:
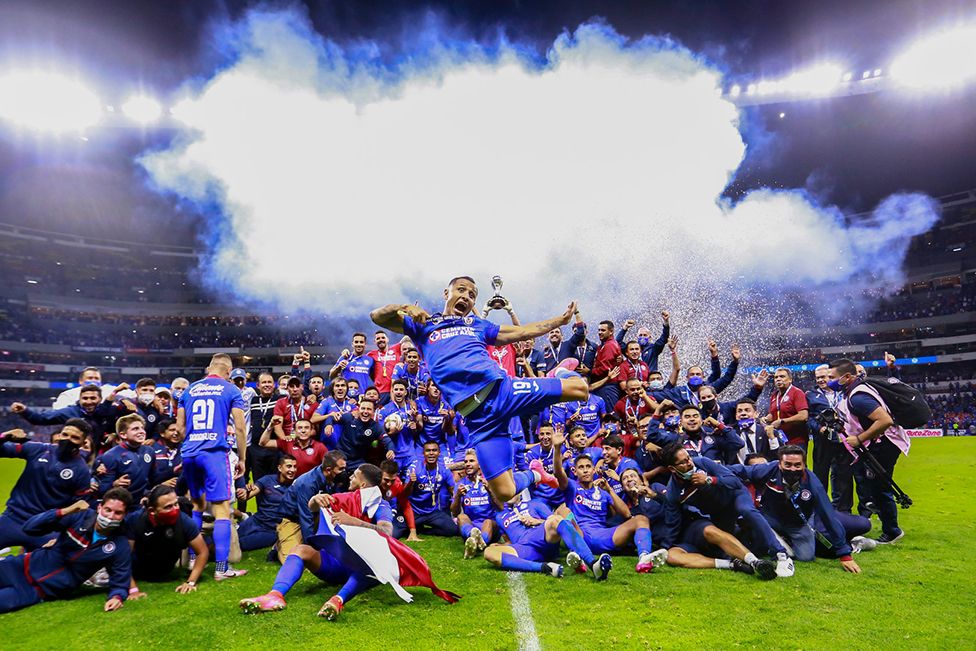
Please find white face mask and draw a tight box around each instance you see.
[138,393,155,405]
[648,379,665,390]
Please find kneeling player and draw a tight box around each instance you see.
[552,431,660,573]
[239,464,394,618]
[486,495,612,580]
[451,449,497,558]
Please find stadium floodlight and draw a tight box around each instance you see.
[890,24,976,89]
[121,94,162,124]
[779,63,844,95]
[0,71,102,132]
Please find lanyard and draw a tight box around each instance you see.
[628,360,646,380]
[290,398,306,425]
[683,435,702,454]
[421,466,441,507]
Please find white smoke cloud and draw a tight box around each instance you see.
[141,9,939,348]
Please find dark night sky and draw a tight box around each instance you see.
[0,0,974,240]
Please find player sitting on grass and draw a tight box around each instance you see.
[485,492,612,580]
[551,430,660,573]
[452,449,497,558]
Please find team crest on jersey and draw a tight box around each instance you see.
[800,489,812,501]
[704,436,714,444]
[463,316,473,325]
[59,468,74,480]
[144,453,152,463]
[103,542,116,554]
[306,448,314,456]
[428,331,442,343]
[148,414,156,423]
[430,315,443,325]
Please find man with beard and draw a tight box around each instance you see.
[650,405,744,463]
[311,377,357,449]
[330,333,376,392]
[248,372,281,481]
[615,312,671,371]
[260,417,327,477]
[0,420,92,550]
[767,368,810,448]
[11,383,120,451]
[238,455,299,551]
[369,330,402,405]
[392,348,431,402]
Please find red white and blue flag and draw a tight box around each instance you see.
[307,488,460,605]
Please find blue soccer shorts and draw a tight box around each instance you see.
[468,376,563,480]
[182,450,234,503]
[510,539,559,563]
[581,524,620,555]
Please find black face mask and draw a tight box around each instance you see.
[782,469,803,486]
[700,399,717,413]
[56,439,80,461]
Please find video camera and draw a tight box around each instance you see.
[815,408,845,443]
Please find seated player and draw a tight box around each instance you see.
[240,464,394,617]
[0,421,92,551]
[125,485,209,597]
[238,455,298,552]
[451,449,497,558]
[524,423,564,510]
[618,467,670,555]
[0,488,133,613]
[658,443,782,580]
[596,434,642,501]
[561,425,603,474]
[729,445,863,573]
[486,494,612,580]
[551,430,660,573]
[370,276,584,503]
[379,459,421,541]
[276,451,347,563]
[394,442,457,538]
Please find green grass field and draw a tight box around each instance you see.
[1,438,974,650]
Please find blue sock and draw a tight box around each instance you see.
[500,553,544,573]
[461,523,473,538]
[213,519,231,570]
[513,469,536,494]
[557,519,594,565]
[635,527,652,556]
[190,511,203,559]
[271,555,306,596]
[337,573,378,604]
[482,530,491,545]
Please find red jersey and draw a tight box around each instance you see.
[614,396,655,423]
[369,343,402,393]
[273,396,317,436]
[769,384,809,444]
[617,358,650,384]
[591,339,622,379]
[487,344,517,377]
[275,438,327,476]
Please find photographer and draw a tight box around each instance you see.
[806,364,855,513]
[826,358,911,545]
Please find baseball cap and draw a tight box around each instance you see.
[230,369,247,380]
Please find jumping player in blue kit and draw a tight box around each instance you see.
[371,276,588,502]
[177,353,249,581]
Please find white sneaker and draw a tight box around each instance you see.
[463,529,480,559]
[850,535,878,553]
[215,567,248,581]
[775,557,795,578]
[85,568,110,588]
[650,548,669,568]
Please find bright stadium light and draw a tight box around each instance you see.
[0,71,102,132]
[121,94,162,124]
[890,25,976,89]
[779,63,844,95]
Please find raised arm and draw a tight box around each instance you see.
[495,302,576,346]
[370,304,430,335]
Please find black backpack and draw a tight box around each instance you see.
[862,377,932,429]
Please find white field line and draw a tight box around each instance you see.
[506,571,542,651]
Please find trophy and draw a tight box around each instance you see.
[485,275,509,313]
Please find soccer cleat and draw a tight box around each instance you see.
[730,559,755,575]
[565,551,588,574]
[593,553,613,581]
[318,595,344,620]
[650,549,668,568]
[546,358,579,378]
[751,558,777,581]
[543,563,564,578]
[463,529,481,559]
[851,535,878,553]
[239,591,287,614]
[635,553,654,574]
[215,567,249,581]
[775,557,795,578]
[875,531,905,545]
[529,459,559,490]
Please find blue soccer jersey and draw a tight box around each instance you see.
[402,313,504,409]
[605,457,641,499]
[524,445,560,505]
[565,396,607,438]
[342,354,375,391]
[564,478,612,530]
[391,363,430,400]
[377,401,416,462]
[495,499,553,545]
[407,459,455,516]
[315,396,357,447]
[416,395,450,446]
[457,476,493,522]
[179,375,246,457]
